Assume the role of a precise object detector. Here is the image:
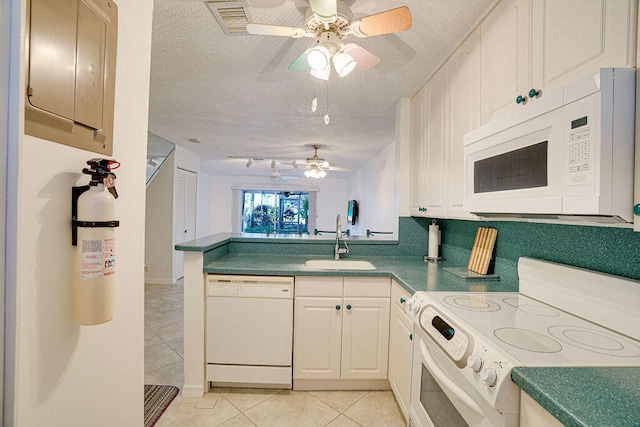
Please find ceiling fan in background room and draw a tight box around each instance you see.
[246,0,412,80]
[229,145,350,179]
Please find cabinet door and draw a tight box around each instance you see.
[424,68,448,217]
[341,297,390,379]
[173,168,197,281]
[520,391,563,427]
[531,0,636,92]
[448,29,481,219]
[410,87,427,216]
[388,302,414,419]
[293,297,342,380]
[480,0,532,124]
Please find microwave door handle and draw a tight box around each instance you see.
[420,340,484,418]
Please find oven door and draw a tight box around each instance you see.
[409,328,512,427]
[463,92,565,216]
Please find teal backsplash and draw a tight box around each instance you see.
[220,216,640,283]
[432,217,640,282]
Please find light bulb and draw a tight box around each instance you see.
[307,46,330,71]
[324,113,330,125]
[319,170,327,178]
[333,52,356,77]
[311,97,318,112]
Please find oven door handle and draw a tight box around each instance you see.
[420,340,484,418]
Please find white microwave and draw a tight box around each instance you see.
[463,68,636,222]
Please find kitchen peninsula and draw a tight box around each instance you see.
[175,231,515,399]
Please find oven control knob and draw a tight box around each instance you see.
[467,355,483,372]
[480,368,497,387]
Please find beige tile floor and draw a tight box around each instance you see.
[145,280,407,427]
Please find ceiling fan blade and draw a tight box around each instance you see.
[351,6,412,37]
[326,165,352,173]
[309,0,337,22]
[288,49,310,71]
[344,44,380,71]
[246,23,306,38]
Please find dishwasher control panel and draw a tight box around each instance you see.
[206,275,294,298]
[209,284,243,296]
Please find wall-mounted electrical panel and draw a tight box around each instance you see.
[25,0,118,155]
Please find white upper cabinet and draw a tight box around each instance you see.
[531,0,637,91]
[410,87,427,216]
[408,0,637,220]
[423,69,449,218]
[480,0,532,124]
[479,0,637,125]
[448,29,481,219]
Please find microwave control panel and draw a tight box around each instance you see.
[565,93,597,191]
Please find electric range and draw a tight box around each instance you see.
[405,257,640,427]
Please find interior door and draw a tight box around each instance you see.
[173,168,197,281]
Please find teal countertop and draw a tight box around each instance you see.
[175,232,399,252]
[512,367,640,427]
[203,254,517,294]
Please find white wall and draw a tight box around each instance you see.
[206,175,349,234]
[6,0,153,425]
[1,0,12,420]
[347,142,397,236]
[145,154,175,285]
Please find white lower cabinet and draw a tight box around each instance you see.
[388,281,414,420]
[520,391,563,427]
[293,276,391,389]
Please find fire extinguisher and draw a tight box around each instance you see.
[72,158,120,325]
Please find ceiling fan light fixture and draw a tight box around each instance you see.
[333,52,356,77]
[304,164,328,179]
[310,66,330,80]
[307,45,331,71]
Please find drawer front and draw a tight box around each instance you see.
[391,280,412,310]
[344,277,390,298]
[295,276,343,297]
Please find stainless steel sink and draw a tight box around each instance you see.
[304,260,376,270]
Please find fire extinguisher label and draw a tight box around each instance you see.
[81,237,116,278]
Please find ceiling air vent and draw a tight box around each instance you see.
[205,1,252,35]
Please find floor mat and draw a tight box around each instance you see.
[144,384,179,427]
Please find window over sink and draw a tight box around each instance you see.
[240,190,313,234]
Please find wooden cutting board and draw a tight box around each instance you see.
[467,227,498,275]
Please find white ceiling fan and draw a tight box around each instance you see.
[228,145,350,179]
[246,1,412,79]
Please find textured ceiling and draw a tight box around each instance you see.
[148,0,497,178]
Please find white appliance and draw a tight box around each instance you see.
[206,275,294,388]
[463,68,636,222]
[405,257,640,427]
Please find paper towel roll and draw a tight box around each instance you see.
[428,223,439,259]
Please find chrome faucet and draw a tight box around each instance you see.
[334,214,349,259]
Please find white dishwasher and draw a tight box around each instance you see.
[206,275,294,388]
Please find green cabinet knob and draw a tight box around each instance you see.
[400,298,406,303]
[516,95,527,105]
[336,305,341,310]
[409,333,413,341]
[529,88,541,98]
[634,204,640,216]
[346,304,352,310]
